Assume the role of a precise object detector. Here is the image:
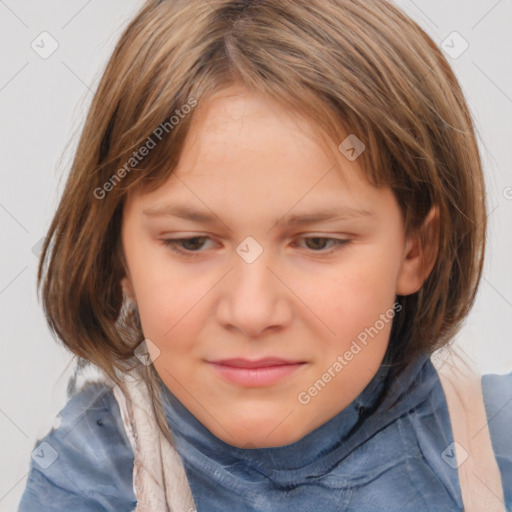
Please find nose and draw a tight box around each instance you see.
[215,244,293,338]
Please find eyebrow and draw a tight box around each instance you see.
[143,203,375,227]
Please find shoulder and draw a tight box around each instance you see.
[481,371,512,511]
[18,382,137,512]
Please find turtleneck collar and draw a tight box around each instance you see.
[158,351,432,484]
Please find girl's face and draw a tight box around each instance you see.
[121,85,428,448]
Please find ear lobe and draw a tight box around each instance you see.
[396,206,440,296]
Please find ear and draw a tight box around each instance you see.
[396,206,440,296]
[121,275,136,302]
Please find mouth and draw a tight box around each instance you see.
[207,357,307,387]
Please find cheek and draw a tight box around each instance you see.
[131,260,213,352]
[124,235,180,311]
[304,248,402,348]
[138,291,189,340]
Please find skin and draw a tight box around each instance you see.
[121,84,437,448]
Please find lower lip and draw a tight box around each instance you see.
[209,362,305,387]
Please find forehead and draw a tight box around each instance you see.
[183,87,327,167]
[124,87,398,225]
[162,88,361,189]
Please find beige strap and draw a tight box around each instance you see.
[112,372,197,512]
[432,348,506,511]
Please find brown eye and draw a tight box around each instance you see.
[161,236,212,257]
[304,237,330,250]
[297,237,351,254]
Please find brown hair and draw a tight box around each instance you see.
[38,0,486,444]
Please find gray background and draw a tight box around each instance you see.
[1,0,511,509]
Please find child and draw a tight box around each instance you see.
[18,0,511,511]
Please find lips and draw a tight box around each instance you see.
[207,357,306,387]
[210,357,304,368]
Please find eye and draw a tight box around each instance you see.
[161,236,351,258]
[161,236,213,257]
[294,237,352,255]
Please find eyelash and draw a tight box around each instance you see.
[161,236,351,258]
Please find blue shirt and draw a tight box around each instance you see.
[18,353,512,511]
